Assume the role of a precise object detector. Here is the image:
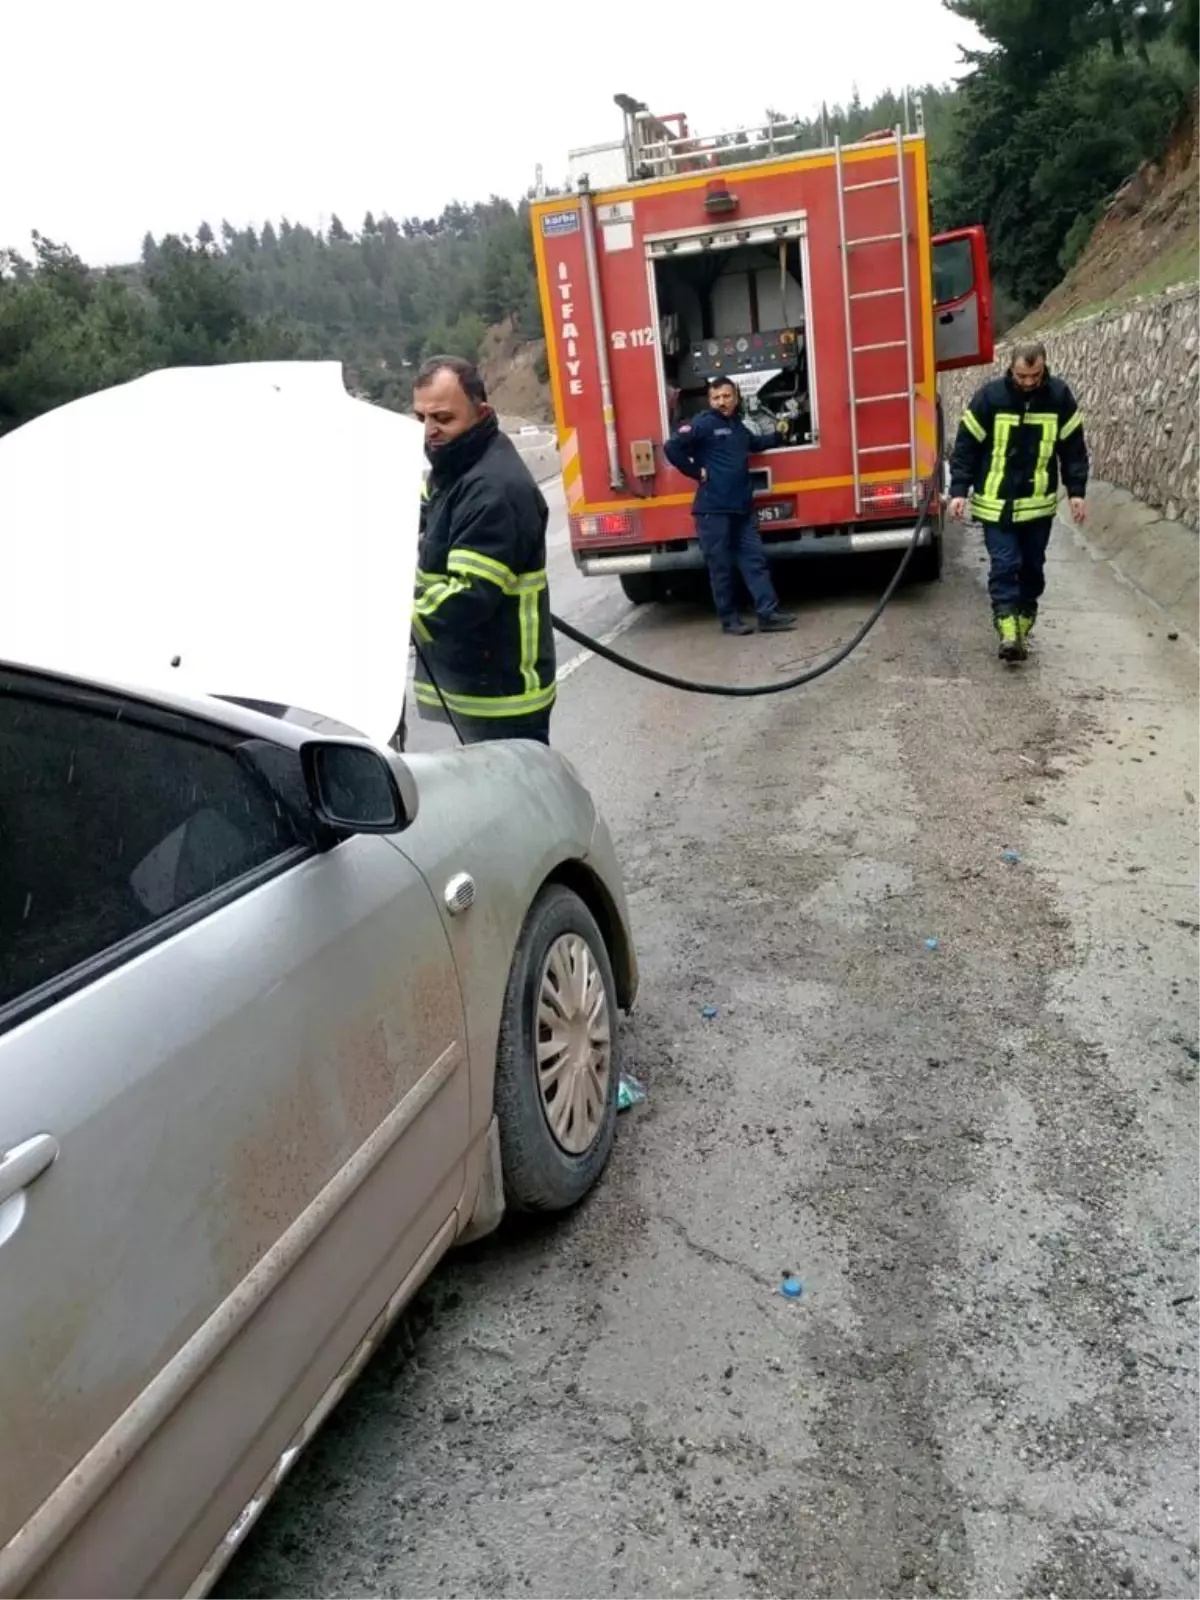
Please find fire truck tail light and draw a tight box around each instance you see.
[571,510,641,540]
[861,482,918,511]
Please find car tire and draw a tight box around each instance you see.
[494,885,620,1213]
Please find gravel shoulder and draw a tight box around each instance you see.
[220,515,1199,1600]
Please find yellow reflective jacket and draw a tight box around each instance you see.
[950,371,1088,525]
[412,416,555,725]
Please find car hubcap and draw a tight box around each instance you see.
[536,933,612,1155]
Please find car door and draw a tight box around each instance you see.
[0,672,468,1598]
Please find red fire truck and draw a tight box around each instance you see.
[530,98,994,603]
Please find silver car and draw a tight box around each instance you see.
[0,366,638,1598]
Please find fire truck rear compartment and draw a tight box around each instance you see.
[652,236,815,443]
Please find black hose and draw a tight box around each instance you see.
[550,475,939,698]
[411,633,466,744]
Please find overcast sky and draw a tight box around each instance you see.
[6,0,983,266]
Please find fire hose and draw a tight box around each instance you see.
[549,474,939,697]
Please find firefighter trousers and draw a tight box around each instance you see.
[984,516,1053,618]
[694,511,781,623]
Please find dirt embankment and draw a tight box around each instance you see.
[478,317,551,425]
[1030,90,1198,327]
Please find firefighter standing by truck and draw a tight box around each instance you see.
[664,378,798,637]
[949,341,1089,662]
[410,356,556,743]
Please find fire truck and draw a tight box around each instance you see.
[530,97,995,603]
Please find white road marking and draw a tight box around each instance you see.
[556,606,654,685]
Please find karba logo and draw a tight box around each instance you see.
[541,211,580,237]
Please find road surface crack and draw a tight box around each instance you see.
[654,1212,774,1291]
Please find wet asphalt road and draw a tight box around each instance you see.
[220,492,1199,1599]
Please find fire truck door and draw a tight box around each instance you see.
[932,226,995,372]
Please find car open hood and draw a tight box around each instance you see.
[0,362,425,745]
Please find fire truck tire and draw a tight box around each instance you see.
[910,529,944,583]
[620,573,665,605]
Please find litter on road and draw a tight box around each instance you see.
[617,1073,647,1112]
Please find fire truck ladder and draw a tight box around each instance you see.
[834,127,918,518]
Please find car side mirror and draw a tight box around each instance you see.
[299,739,418,835]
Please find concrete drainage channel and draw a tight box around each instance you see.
[513,431,560,484]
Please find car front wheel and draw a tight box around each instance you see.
[494,885,620,1212]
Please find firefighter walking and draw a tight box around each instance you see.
[949,341,1089,662]
[410,356,556,743]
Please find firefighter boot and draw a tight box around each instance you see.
[995,613,1026,663]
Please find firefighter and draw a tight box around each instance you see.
[410,356,555,743]
[949,341,1089,662]
[664,378,798,636]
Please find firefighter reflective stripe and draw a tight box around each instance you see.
[1060,409,1083,441]
[1024,414,1059,501]
[446,547,548,596]
[982,412,1019,503]
[518,590,540,694]
[969,495,1005,524]
[413,574,470,617]
[412,574,471,646]
[971,493,1058,523]
[961,408,987,443]
[1012,497,1059,523]
[1013,492,1059,515]
[412,680,557,717]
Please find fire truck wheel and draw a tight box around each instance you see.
[910,530,944,583]
[619,572,664,605]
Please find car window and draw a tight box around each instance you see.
[0,690,304,1010]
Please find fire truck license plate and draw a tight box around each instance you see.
[756,501,795,525]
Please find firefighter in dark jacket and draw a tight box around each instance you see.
[664,377,797,636]
[949,340,1089,663]
[410,356,556,743]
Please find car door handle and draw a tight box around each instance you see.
[0,1134,61,1206]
